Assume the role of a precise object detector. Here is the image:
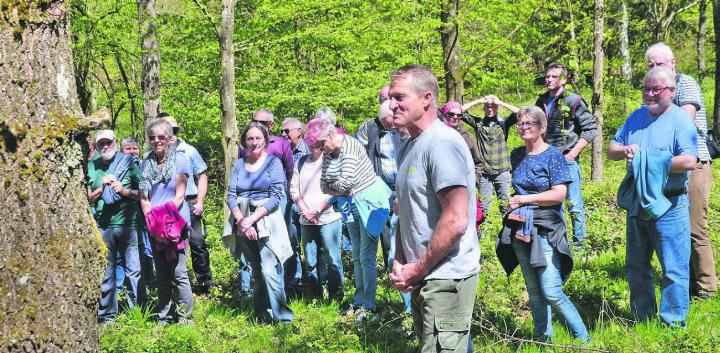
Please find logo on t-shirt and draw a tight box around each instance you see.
[408,166,416,176]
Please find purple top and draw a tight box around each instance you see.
[226,154,286,213]
[240,135,294,187]
[143,153,192,224]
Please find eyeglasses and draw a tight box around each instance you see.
[517,122,539,129]
[445,112,461,120]
[252,119,272,127]
[148,135,167,142]
[647,59,672,68]
[642,86,672,96]
[281,127,301,135]
[310,141,325,150]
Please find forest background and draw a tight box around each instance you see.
[54,0,720,351]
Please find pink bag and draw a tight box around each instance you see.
[145,201,188,260]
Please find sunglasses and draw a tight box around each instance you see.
[252,119,272,127]
[281,127,301,135]
[445,112,461,120]
[148,135,167,142]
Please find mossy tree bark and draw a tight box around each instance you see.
[138,0,162,121]
[0,1,105,352]
[440,0,463,103]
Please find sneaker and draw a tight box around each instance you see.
[696,290,717,300]
[193,280,214,294]
[354,308,378,323]
[342,303,358,317]
[177,317,192,325]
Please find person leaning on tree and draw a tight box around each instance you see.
[645,42,717,299]
[608,67,698,328]
[535,63,597,248]
[388,64,480,353]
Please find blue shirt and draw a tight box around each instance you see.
[292,139,310,165]
[176,139,208,197]
[611,105,698,192]
[510,146,571,212]
[226,155,286,213]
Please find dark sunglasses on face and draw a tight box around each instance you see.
[281,127,300,134]
[445,112,461,119]
[149,135,167,142]
[252,119,272,127]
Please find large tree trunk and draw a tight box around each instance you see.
[698,0,708,83]
[440,0,463,102]
[138,0,162,121]
[591,0,605,181]
[713,0,720,135]
[0,2,105,352]
[219,0,238,220]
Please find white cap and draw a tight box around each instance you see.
[95,129,116,144]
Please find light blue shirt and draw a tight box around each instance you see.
[611,105,698,192]
[176,139,208,197]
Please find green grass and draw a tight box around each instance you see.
[100,152,720,353]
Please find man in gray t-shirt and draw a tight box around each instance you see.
[388,65,479,353]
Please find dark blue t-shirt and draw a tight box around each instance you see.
[510,145,571,201]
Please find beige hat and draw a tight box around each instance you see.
[95,129,116,144]
[163,115,180,129]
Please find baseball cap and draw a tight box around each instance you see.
[95,130,116,144]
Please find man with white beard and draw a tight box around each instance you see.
[86,129,144,324]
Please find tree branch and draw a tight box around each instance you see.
[191,0,220,36]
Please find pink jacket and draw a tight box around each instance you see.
[145,201,188,261]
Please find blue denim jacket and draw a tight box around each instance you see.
[331,177,391,239]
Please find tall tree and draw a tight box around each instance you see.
[713,0,720,135]
[566,0,582,90]
[440,0,463,102]
[138,0,162,121]
[647,0,699,42]
[620,0,632,82]
[698,0,708,82]
[219,0,238,192]
[591,0,605,181]
[0,1,105,351]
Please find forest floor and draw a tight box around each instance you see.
[99,146,720,353]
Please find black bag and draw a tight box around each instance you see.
[706,129,720,159]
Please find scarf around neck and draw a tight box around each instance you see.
[140,144,178,198]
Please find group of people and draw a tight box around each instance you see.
[86,41,716,351]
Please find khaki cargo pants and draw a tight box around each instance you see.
[411,273,478,353]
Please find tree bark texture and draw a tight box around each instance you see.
[713,0,720,135]
[698,0,708,83]
[591,0,604,181]
[440,0,463,103]
[566,0,581,90]
[620,0,631,82]
[219,0,238,219]
[0,2,105,352]
[138,0,162,121]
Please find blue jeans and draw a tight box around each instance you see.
[512,235,590,341]
[386,214,411,313]
[99,227,141,321]
[281,197,303,290]
[626,195,690,327]
[238,252,253,295]
[347,206,379,310]
[565,160,586,242]
[302,219,344,299]
[238,236,294,324]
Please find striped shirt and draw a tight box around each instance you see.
[321,135,377,195]
[675,73,710,161]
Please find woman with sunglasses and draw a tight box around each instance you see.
[439,101,483,187]
[139,118,193,325]
[496,106,590,343]
[305,116,391,322]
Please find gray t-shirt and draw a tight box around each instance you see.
[395,118,480,280]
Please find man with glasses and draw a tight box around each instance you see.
[159,113,214,294]
[608,67,698,327]
[646,43,716,300]
[247,109,301,296]
[535,63,597,249]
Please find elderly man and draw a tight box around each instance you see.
[608,67,698,327]
[388,65,480,352]
[159,114,213,294]
[646,43,717,299]
[535,63,597,248]
[87,130,143,324]
[247,109,301,295]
